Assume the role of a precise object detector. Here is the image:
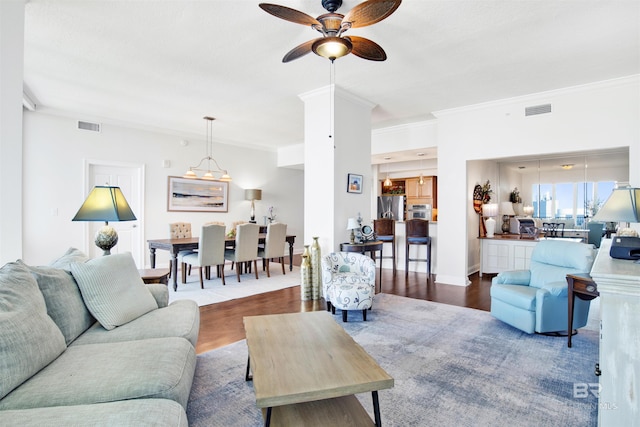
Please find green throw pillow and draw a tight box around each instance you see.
[70,253,158,331]
[0,262,67,400]
[21,260,95,345]
[49,247,90,271]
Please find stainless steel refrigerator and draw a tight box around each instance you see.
[377,196,405,221]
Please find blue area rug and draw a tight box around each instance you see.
[186,293,598,426]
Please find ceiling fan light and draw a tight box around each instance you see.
[312,36,352,60]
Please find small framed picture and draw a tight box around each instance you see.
[347,173,363,194]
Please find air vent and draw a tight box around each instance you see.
[77,121,101,132]
[525,104,552,116]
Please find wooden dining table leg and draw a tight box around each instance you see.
[170,250,179,291]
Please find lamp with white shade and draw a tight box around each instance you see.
[591,187,640,259]
[482,203,499,238]
[244,189,262,223]
[500,202,516,233]
[346,218,359,244]
[591,187,640,225]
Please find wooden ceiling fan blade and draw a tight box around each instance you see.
[342,0,401,28]
[259,3,321,27]
[282,39,316,62]
[348,36,387,61]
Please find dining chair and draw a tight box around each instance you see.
[374,218,396,275]
[405,219,431,278]
[224,223,260,282]
[257,222,287,277]
[542,222,565,237]
[169,222,194,277]
[587,222,605,248]
[180,224,226,288]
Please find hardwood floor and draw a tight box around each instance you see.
[195,258,495,354]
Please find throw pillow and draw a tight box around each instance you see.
[21,260,95,345]
[70,253,158,330]
[49,247,90,271]
[0,261,67,400]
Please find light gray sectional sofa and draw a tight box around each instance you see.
[0,248,200,426]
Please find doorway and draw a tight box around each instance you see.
[85,161,145,266]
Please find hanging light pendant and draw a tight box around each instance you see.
[184,116,232,182]
[417,152,425,185]
[383,158,392,187]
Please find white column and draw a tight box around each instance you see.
[299,84,375,254]
[0,0,25,264]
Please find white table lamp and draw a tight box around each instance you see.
[482,203,499,238]
[346,217,359,244]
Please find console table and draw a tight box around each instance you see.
[138,268,170,285]
[566,273,598,348]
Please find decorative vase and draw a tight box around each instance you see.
[310,237,322,300]
[512,202,523,216]
[300,245,311,301]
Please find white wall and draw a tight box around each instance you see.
[369,76,639,285]
[22,112,304,266]
[467,160,499,276]
[0,0,25,265]
[372,120,438,155]
[435,76,640,285]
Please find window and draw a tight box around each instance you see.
[531,181,615,226]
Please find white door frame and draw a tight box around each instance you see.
[82,159,145,265]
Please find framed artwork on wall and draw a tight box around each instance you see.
[167,176,229,212]
[347,173,363,194]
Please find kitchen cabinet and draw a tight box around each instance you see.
[406,176,437,207]
[381,179,405,195]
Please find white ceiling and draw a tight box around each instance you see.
[23,0,640,155]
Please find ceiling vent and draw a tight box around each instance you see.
[525,104,552,116]
[77,120,101,132]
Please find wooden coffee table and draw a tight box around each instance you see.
[244,311,394,426]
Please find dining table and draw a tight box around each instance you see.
[147,234,297,291]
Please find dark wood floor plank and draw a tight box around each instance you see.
[195,264,494,354]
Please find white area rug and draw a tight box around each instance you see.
[168,263,300,306]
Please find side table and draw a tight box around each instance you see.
[138,268,171,285]
[566,272,599,348]
[339,241,383,292]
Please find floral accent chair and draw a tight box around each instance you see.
[321,252,376,322]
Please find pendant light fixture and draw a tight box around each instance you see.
[184,116,231,182]
[417,152,425,185]
[383,157,392,187]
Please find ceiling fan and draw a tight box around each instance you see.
[259,0,401,62]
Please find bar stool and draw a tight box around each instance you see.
[374,218,396,275]
[405,219,431,278]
